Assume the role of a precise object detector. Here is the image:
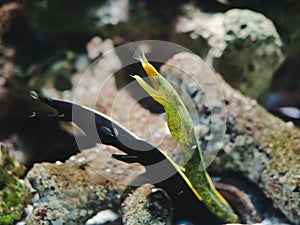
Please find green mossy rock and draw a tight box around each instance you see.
[0,145,32,225]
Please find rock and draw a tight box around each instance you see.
[0,144,32,225]
[94,0,129,27]
[213,9,284,100]
[171,4,211,59]
[175,6,284,100]
[215,0,260,7]
[25,146,137,225]
[23,0,129,38]
[122,184,173,225]
[22,0,174,47]
[85,209,120,225]
[175,1,300,75]
[160,52,299,224]
[223,218,291,225]
[257,1,300,60]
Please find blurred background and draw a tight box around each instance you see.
[0,0,299,165]
[0,1,299,225]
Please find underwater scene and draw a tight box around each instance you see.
[0,1,299,225]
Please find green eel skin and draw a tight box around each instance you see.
[132,50,239,223]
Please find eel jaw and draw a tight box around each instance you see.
[131,75,164,105]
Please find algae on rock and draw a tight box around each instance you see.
[0,144,32,225]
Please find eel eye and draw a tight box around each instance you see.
[113,128,119,137]
[100,126,118,137]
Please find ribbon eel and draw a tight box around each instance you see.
[132,50,239,223]
[30,91,207,221]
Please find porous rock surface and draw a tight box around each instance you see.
[175,6,284,100]
[122,184,172,225]
[26,147,125,225]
